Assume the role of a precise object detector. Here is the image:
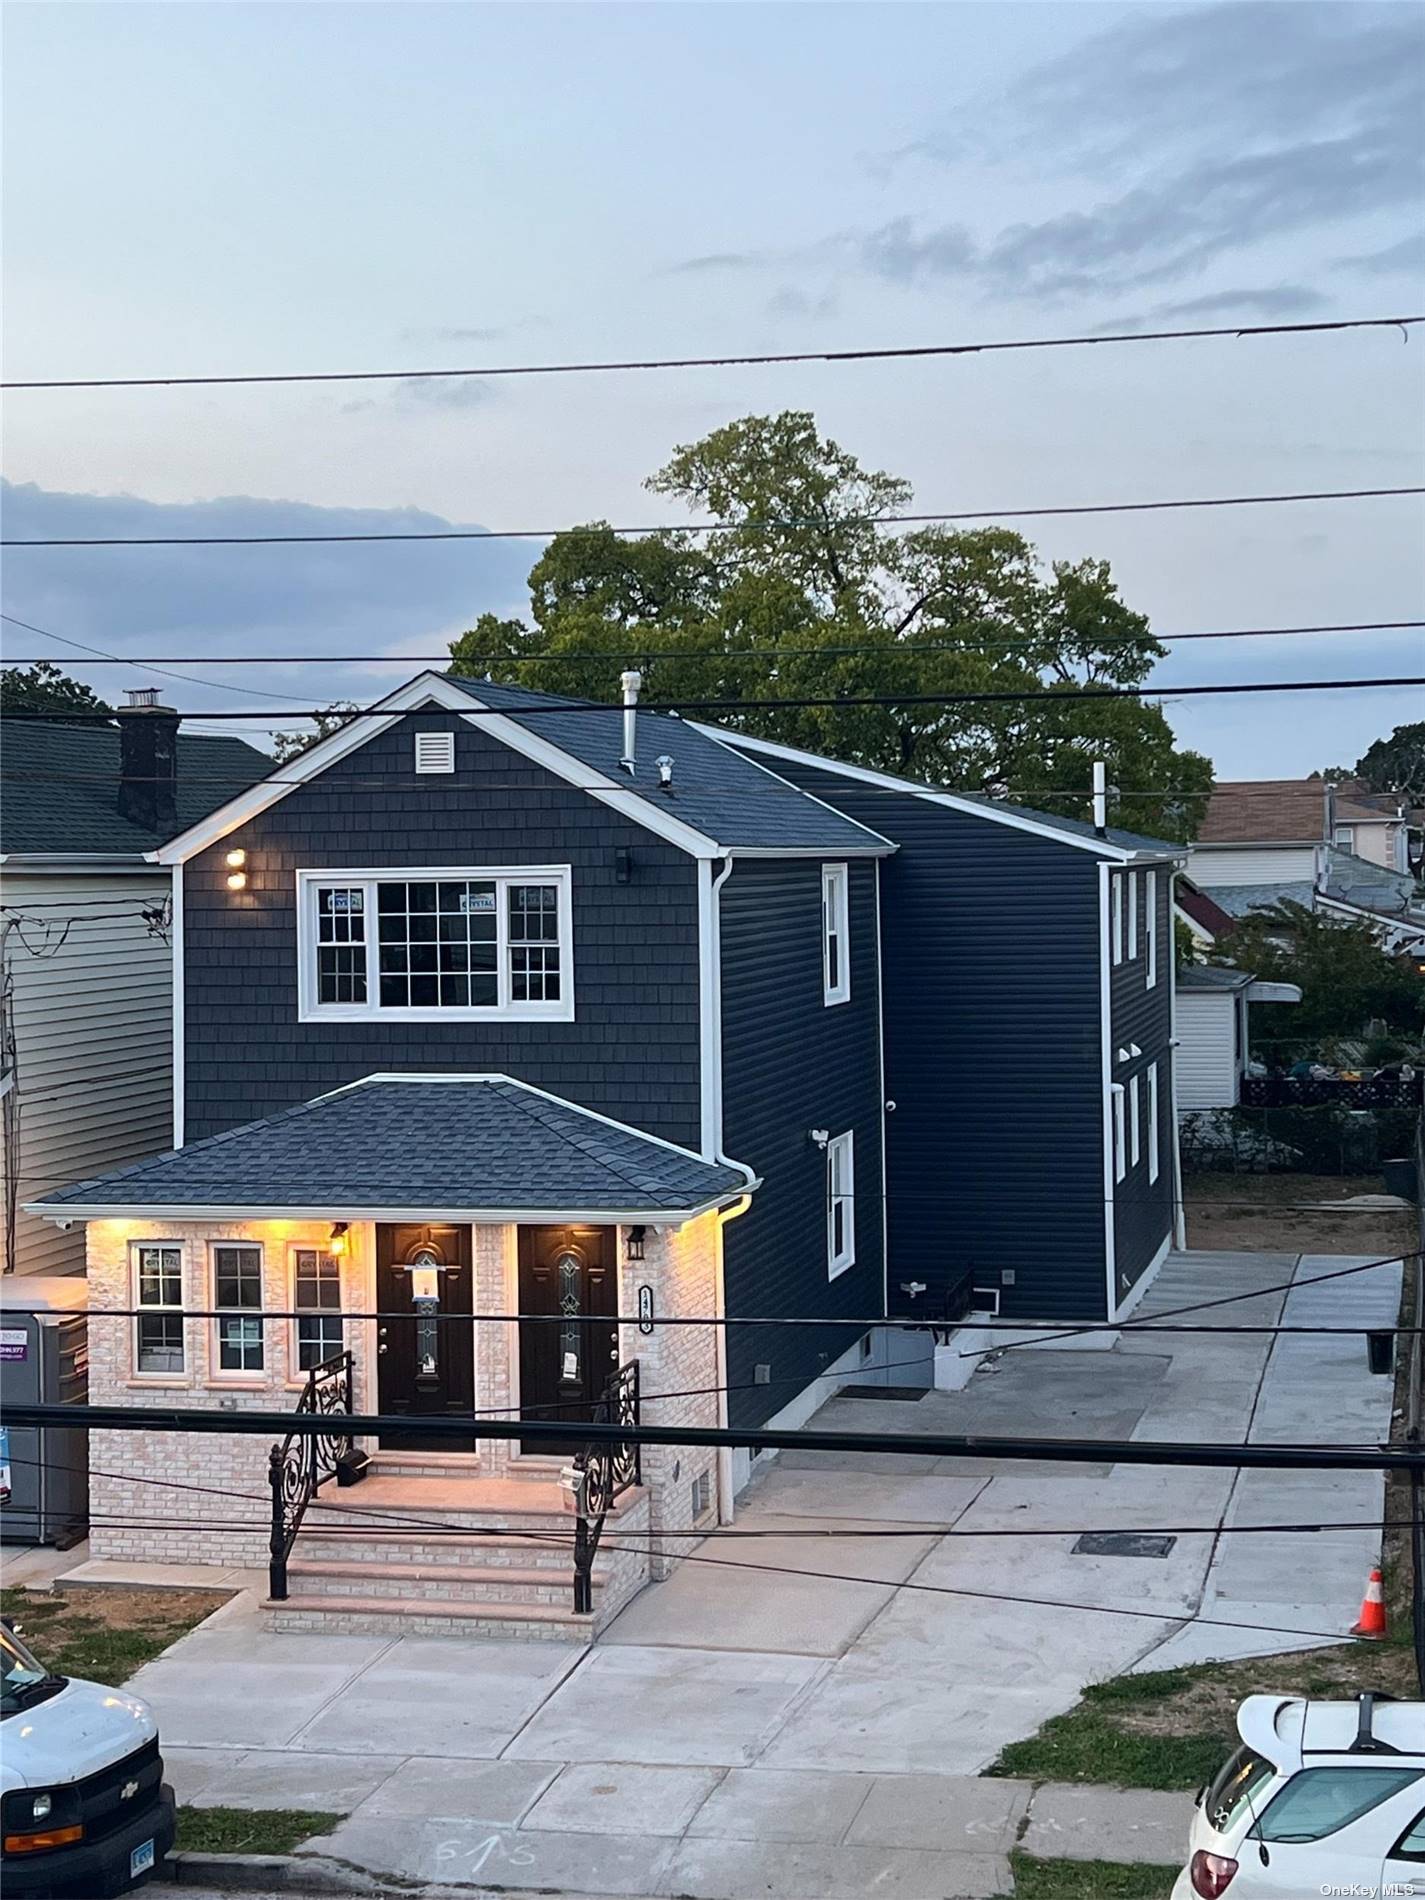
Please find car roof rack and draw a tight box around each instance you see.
[1348,1692,1402,1755]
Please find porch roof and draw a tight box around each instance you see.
[26,1074,757,1223]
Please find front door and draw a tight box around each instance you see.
[518,1226,618,1454]
[376,1224,475,1451]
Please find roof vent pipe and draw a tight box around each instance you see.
[1092,760,1108,837]
[619,669,642,776]
[1324,778,1336,844]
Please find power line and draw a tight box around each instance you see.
[7,313,1420,393]
[6,614,1423,665]
[6,673,1425,721]
[7,484,1421,547]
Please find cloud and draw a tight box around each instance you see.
[661,250,768,277]
[1338,231,1425,278]
[1089,285,1330,332]
[0,480,535,716]
[340,375,495,416]
[400,324,509,344]
[765,284,839,320]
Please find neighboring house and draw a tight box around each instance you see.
[28,672,1185,1636]
[0,692,267,1276]
[1186,777,1425,952]
[1175,876,1237,953]
[1174,965,1302,1111]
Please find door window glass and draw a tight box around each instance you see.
[557,1250,582,1382]
[1256,1767,1421,1843]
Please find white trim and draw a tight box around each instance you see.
[826,1129,855,1279]
[1128,1073,1141,1168]
[1147,1062,1160,1184]
[289,1241,345,1378]
[874,857,888,1323]
[1110,876,1125,965]
[822,863,851,1005]
[130,1239,186,1378]
[153,673,728,865]
[1110,1229,1171,1325]
[36,1196,748,1224]
[294,866,575,1024]
[172,859,185,1149]
[697,723,1185,862]
[0,854,168,874]
[209,1238,266,1377]
[1168,878,1186,1250]
[722,844,891,858]
[1146,869,1158,989]
[1127,871,1138,961]
[1111,1083,1127,1183]
[697,857,735,1162]
[1098,863,1117,1319]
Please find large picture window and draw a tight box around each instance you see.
[133,1244,184,1376]
[212,1243,264,1375]
[292,1247,343,1371]
[298,867,573,1022]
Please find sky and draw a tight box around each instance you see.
[3,0,1423,777]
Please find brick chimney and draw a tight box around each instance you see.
[117,687,180,834]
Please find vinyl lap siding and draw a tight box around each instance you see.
[719,858,884,1428]
[1108,867,1175,1304]
[1175,993,1239,1110]
[3,872,173,1275]
[182,712,703,1148]
[1185,845,1317,886]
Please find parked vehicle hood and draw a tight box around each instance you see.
[1,1676,158,1790]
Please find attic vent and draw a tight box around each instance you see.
[414,731,455,775]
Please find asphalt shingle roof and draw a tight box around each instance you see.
[1176,964,1253,991]
[1200,855,1424,926]
[29,1075,753,1216]
[448,676,893,853]
[1198,777,1403,844]
[1198,882,1319,919]
[1,720,270,854]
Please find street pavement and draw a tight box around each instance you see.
[112,1249,1397,1899]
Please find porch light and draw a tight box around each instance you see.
[225,849,247,868]
[226,870,247,890]
[328,1222,349,1257]
[625,1225,646,1262]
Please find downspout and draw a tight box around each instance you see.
[703,853,745,1522]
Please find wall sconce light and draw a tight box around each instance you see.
[615,847,634,885]
[226,871,247,890]
[225,848,248,891]
[809,1128,830,1150]
[328,1221,349,1258]
[225,849,246,868]
[625,1225,646,1262]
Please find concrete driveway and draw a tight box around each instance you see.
[128,1248,1396,1900]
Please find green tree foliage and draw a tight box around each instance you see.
[1217,899,1425,1046]
[271,702,359,764]
[1354,721,1425,799]
[448,413,1213,841]
[0,661,112,720]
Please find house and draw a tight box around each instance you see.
[0,691,267,1276]
[27,671,1185,1637]
[1175,875,1238,953]
[1187,777,1425,952]
[1174,965,1302,1112]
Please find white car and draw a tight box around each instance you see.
[1172,1692,1425,1897]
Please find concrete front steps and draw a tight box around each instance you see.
[263,1457,652,1642]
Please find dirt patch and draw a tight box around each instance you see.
[1115,1642,1418,1741]
[1184,1171,1415,1257]
[2,1584,232,1683]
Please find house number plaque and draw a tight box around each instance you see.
[638,1285,654,1335]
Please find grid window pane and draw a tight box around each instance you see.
[137,1315,184,1374]
[213,1245,264,1373]
[316,887,367,1004]
[296,1315,345,1370]
[137,1246,181,1308]
[135,1246,184,1374]
[508,884,561,1001]
[376,879,498,1008]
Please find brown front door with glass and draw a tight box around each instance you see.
[375,1224,475,1451]
[518,1226,618,1454]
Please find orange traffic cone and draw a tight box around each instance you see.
[1351,1567,1387,1638]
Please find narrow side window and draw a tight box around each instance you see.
[822,864,850,1005]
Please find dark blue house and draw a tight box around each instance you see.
[31,670,1183,1635]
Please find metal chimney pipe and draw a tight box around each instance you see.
[619,669,642,776]
[1092,760,1107,837]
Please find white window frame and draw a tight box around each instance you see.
[822,863,851,1006]
[296,866,575,1024]
[131,1242,186,1379]
[826,1130,856,1278]
[210,1241,266,1378]
[1333,824,1356,851]
[1145,870,1158,989]
[289,1243,344,1377]
[1111,1084,1127,1183]
[414,730,456,775]
[1147,1062,1160,1183]
[1127,872,1139,961]
[1111,877,1124,965]
[1129,1073,1141,1169]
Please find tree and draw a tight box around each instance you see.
[448,412,1213,841]
[271,702,359,764]
[1216,899,1425,1047]
[1354,722,1425,800]
[0,661,112,720]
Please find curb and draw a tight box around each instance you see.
[159,1851,610,1898]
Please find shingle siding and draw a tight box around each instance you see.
[719,858,885,1427]
[182,712,703,1147]
[1108,866,1176,1302]
[752,764,1113,1321]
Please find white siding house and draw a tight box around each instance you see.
[1174,966,1302,1112]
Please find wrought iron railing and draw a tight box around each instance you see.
[267,1350,354,1601]
[570,1361,641,1615]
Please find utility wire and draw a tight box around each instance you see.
[7,674,1425,721]
[0,615,317,706]
[7,485,1421,547]
[5,312,1419,391]
[6,613,1423,664]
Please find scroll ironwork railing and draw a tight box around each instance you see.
[267,1350,354,1602]
[571,1361,641,1615]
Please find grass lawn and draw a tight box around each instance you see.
[987,1639,1417,1790]
[175,1807,341,1856]
[1010,1851,1177,1898]
[0,1584,230,1684]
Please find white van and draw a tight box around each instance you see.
[1172,1691,1425,1896]
[1,1617,175,1898]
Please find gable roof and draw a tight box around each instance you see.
[154,672,894,864]
[1198,778,1402,845]
[1176,877,1238,939]
[694,725,1184,860]
[26,1073,756,1222]
[1,719,270,857]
